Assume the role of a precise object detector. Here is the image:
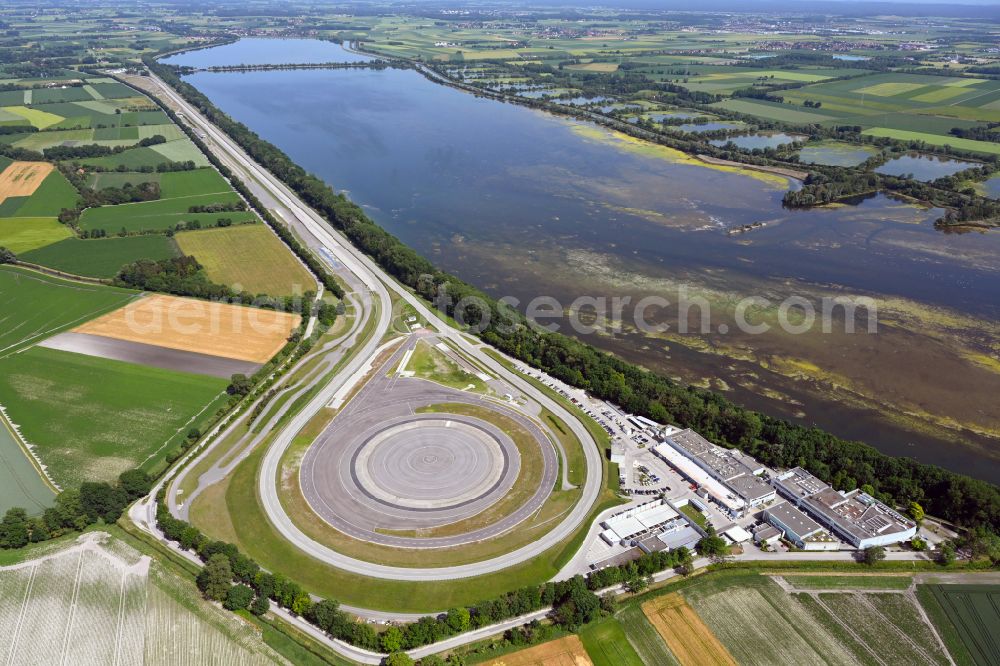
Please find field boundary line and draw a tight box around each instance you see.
[856,593,942,665]
[811,593,888,666]
[58,550,86,666]
[111,566,128,666]
[6,564,36,666]
[906,590,956,666]
[82,190,238,211]
[137,388,229,468]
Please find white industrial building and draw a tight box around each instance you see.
[764,502,840,551]
[654,429,776,516]
[600,500,682,546]
[774,468,917,549]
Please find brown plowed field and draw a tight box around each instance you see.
[642,593,736,666]
[485,635,592,666]
[0,161,54,203]
[73,293,300,363]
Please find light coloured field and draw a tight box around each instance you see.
[73,293,300,363]
[641,593,736,666]
[691,586,858,665]
[0,217,73,254]
[0,533,281,666]
[174,224,315,297]
[854,82,927,97]
[911,87,970,104]
[0,106,63,128]
[485,635,593,666]
[0,161,54,203]
[566,62,619,72]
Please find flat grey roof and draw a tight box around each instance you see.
[726,473,775,502]
[767,502,823,538]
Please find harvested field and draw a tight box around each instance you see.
[40,331,261,378]
[0,533,283,666]
[641,593,736,666]
[691,585,858,665]
[73,293,300,364]
[484,635,593,666]
[0,161,54,203]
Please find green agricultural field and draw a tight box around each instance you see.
[157,168,233,198]
[862,128,1000,156]
[86,171,161,190]
[173,224,314,296]
[7,169,79,217]
[617,605,679,666]
[0,346,228,487]
[0,265,136,357]
[20,235,179,278]
[79,191,245,233]
[0,105,63,128]
[77,145,183,170]
[923,585,1000,666]
[712,98,835,124]
[0,216,73,253]
[149,138,211,167]
[579,617,645,666]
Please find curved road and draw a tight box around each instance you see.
[134,69,604,583]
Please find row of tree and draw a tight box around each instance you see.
[0,469,151,549]
[155,497,682,659]
[146,55,1000,535]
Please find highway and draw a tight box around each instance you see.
[129,69,604,582]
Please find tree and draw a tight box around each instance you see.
[307,599,343,633]
[79,482,128,523]
[625,572,649,593]
[291,591,312,617]
[908,501,925,523]
[911,537,927,551]
[862,545,886,566]
[677,547,694,576]
[0,247,15,264]
[224,584,254,611]
[0,508,29,548]
[445,607,470,633]
[197,553,233,602]
[381,626,404,653]
[227,373,252,396]
[250,595,270,617]
[696,527,729,561]
[118,469,151,499]
[385,653,414,666]
[937,542,956,566]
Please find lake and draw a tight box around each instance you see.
[174,43,1000,482]
[875,153,980,182]
[162,38,371,67]
[799,142,876,167]
[710,132,806,151]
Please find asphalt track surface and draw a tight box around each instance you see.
[299,341,558,548]
[138,69,604,585]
